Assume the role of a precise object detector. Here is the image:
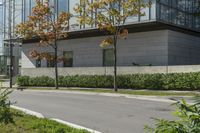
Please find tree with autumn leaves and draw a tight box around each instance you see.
[16,0,70,89]
[75,0,151,91]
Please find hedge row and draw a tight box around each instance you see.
[16,72,200,90]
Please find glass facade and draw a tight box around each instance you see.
[1,0,158,37]
[1,0,199,39]
[125,0,156,23]
[0,0,8,76]
[157,0,200,31]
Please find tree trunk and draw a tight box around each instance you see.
[113,36,117,92]
[54,41,59,89]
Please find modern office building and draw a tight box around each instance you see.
[0,0,22,76]
[0,0,6,76]
[0,1,2,48]
[1,0,200,77]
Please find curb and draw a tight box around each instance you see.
[11,105,102,133]
[21,89,180,103]
[11,105,44,118]
[52,118,102,133]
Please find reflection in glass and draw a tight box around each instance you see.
[157,0,200,31]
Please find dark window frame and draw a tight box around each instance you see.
[47,59,55,67]
[36,58,41,68]
[63,51,73,67]
[103,48,114,67]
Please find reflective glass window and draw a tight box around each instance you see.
[63,51,73,67]
[103,49,114,67]
[58,0,68,14]
[69,0,80,30]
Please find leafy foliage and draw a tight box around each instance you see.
[74,0,151,47]
[16,0,71,89]
[74,0,151,91]
[0,89,14,125]
[16,72,200,90]
[145,97,200,133]
[16,0,70,61]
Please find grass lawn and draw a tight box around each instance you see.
[26,88,200,97]
[0,109,90,133]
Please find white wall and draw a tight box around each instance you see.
[21,29,200,69]
[21,65,200,77]
[21,30,169,68]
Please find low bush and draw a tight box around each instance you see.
[145,97,200,133]
[17,72,200,90]
[0,89,14,124]
[28,76,55,87]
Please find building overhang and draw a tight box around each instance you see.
[5,21,200,44]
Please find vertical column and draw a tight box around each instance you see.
[8,0,13,88]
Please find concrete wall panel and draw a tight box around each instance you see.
[21,65,200,77]
[168,30,200,65]
[21,30,169,68]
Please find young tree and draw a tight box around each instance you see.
[75,0,151,91]
[16,0,70,89]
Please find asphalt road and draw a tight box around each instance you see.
[10,90,175,133]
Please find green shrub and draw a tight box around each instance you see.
[145,97,200,133]
[16,72,200,90]
[0,89,14,125]
[16,76,30,86]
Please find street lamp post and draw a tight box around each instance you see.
[8,0,13,88]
